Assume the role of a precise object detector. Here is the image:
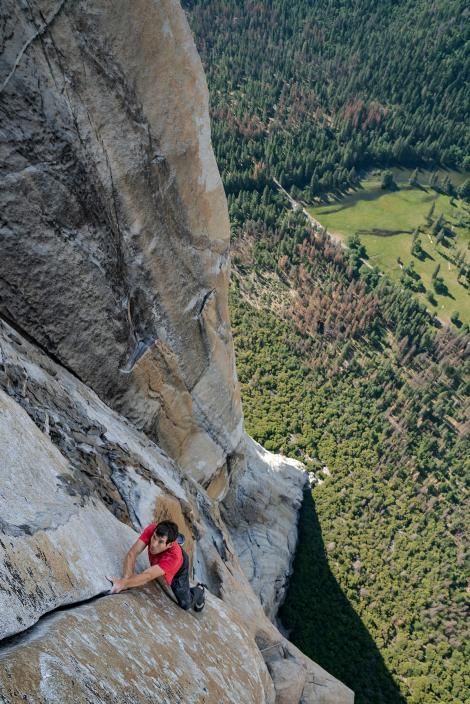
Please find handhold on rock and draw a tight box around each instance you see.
[120,337,155,374]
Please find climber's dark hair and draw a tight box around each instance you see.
[154,520,179,544]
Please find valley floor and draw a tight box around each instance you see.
[308,170,470,325]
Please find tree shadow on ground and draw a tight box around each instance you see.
[279,490,407,704]
[315,188,398,216]
[416,247,435,262]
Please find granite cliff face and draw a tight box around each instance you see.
[1,0,239,492]
[0,1,353,702]
[0,321,352,703]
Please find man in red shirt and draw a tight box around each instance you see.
[108,520,205,611]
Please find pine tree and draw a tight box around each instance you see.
[429,171,439,189]
[458,179,470,201]
[409,168,419,186]
[426,202,436,222]
[381,170,396,190]
[432,214,444,235]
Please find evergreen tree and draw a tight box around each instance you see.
[381,170,397,190]
[432,214,444,235]
[409,168,419,186]
[458,179,470,202]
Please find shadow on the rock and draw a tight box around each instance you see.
[279,490,406,704]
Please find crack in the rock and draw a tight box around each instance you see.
[0,314,85,385]
[191,394,239,455]
[0,0,67,95]
[0,588,111,653]
[120,335,155,374]
[196,288,215,318]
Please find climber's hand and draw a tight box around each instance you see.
[107,576,127,594]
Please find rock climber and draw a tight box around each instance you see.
[107,520,206,611]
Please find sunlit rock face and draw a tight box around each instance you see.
[0,587,276,704]
[0,321,353,704]
[0,0,241,488]
[222,437,306,620]
[0,388,139,639]
[0,319,189,638]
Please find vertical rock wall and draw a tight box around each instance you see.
[0,0,241,488]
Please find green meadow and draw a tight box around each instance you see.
[308,170,470,325]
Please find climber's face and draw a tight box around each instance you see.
[149,532,169,555]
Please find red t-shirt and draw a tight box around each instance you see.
[138,523,183,586]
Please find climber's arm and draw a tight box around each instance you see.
[123,538,147,578]
[108,564,165,594]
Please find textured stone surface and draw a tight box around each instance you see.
[0,320,353,703]
[0,0,241,487]
[0,587,275,704]
[0,319,190,525]
[262,639,354,704]
[0,321,186,640]
[0,387,138,639]
[223,437,306,619]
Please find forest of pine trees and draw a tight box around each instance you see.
[184,2,469,703]
[185,0,469,200]
[230,238,469,702]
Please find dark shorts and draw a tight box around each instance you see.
[171,550,204,610]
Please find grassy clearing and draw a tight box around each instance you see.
[388,167,469,188]
[308,172,470,325]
